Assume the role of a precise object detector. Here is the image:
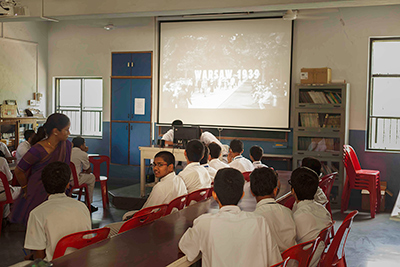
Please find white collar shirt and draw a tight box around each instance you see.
[201,164,217,181]
[24,193,91,261]
[161,129,174,142]
[0,142,11,158]
[16,140,31,164]
[253,161,268,169]
[229,155,255,173]
[142,172,187,209]
[179,205,282,267]
[208,158,229,171]
[293,187,329,210]
[178,162,211,193]
[254,198,296,253]
[0,157,12,192]
[71,147,90,177]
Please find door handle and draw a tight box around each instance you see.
[131,62,134,67]
[127,62,130,67]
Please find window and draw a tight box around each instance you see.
[55,78,103,137]
[368,38,400,151]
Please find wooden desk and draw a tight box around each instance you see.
[51,171,291,267]
[138,146,186,197]
[262,153,293,170]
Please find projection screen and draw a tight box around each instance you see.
[158,18,292,129]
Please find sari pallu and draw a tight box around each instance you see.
[10,140,72,225]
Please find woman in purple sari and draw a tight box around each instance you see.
[10,113,72,225]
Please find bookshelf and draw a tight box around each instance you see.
[293,83,349,208]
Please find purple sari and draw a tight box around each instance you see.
[10,140,72,225]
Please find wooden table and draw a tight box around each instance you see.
[138,146,186,197]
[51,171,291,266]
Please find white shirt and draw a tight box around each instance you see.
[16,140,31,164]
[142,172,187,209]
[293,200,332,267]
[24,193,91,261]
[253,161,268,169]
[208,158,229,171]
[178,162,211,193]
[0,142,11,158]
[293,186,329,210]
[254,198,296,253]
[229,155,255,173]
[200,132,229,156]
[201,164,217,181]
[0,157,12,192]
[179,205,282,267]
[71,147,90,178]
[161,129,174,142]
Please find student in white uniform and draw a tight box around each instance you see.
[291,167,332,267]
[0,140,13,162]
[0,151,21,218]
[179,168,282,267]
[200,144,217,181]
[251,167,296,253]
[208,142,229,171]
[24,162,91,261]
[71,137,97,212]
[228,139,254,173]
[301,157,328,206]
[178,140,211,193]
[16,130,35,164]
[250,145,268,169]
[161,119,183,145]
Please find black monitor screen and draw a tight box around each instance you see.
[173,126,201,148]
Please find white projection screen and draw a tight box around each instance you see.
[158,18,292,129]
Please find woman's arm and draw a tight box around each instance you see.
[15,167,28,197]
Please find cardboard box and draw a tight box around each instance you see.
[361,182,392,212]
[0,104,18,118]
[300,67,332,84]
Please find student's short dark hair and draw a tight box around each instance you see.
[72,136,85,148]
[172,120,183,127]
[290,167,319,201]
[42,161,71,194]
[250,167,278,197]
[200,143,209,165]
[250,145,263,161]
[208,142,221,159]
[230,139,243,153]
[154,151,175,169]
[24,130,35,141]
[185,139,204,162]
[214,168,244,205]
[301,157,322,176]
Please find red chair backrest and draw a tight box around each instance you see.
[270,258,289,267]
[281,237,321,267]
[317,222,335,251]
[345,145,361,170]
[242,171,251,182]
[276,192,296,210]
[0,171,13,205]
[133,204,168,220]
[186,188,210,206]
[319,210,358,266]
[343,146,359,187]
[118,214,153,234]
[53,227,110,260]
[165,194,187,215]
[89,155,110,181]
[69,162,81,187]
[319,173,336,198]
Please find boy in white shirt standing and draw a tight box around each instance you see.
[179,168,282,267]
[178,140,211,193]
[228,139,254,173]
[251,167,296,253]
[16,130,35,164]
[208,142,229,171]
[249,145,268,169]
[200,144,217,181]
[71,137,97,212]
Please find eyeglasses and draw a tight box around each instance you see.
[151,163,168,168]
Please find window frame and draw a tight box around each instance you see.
[367,37,400,152]
[55,77,103,138]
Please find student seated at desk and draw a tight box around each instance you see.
[301,157,328,206]
[208,142,229,171]
[24,162,91,261]
[179,168,282,267]
[228,139,254,173]
[291,167,332,267]
[178,140,211,193]
[0,151,21,219]
[200,144,217,181]
[251,167,296,253]
[250,145,268,169]
[16,130,35,164]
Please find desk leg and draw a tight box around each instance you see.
[140,152,145,198]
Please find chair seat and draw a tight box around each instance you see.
[356,169,380,176]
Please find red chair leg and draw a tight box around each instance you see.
[341,184,350,213]
[376,177,381,213]
[100,180,109,209]
[336,255,347,267]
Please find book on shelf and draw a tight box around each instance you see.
[323,115,341,128]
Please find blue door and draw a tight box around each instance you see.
[111,79,131,121]
[111,122,129,165]
[112,53,131,76]
[131,53,152,76]
[131,79,151,122]
[129,123,151,165]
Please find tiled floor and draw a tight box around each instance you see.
[1,178,400,267]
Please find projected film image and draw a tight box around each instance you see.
[160,20,291,111]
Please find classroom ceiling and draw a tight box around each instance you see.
[0,0,400,22]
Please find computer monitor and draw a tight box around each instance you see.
[173,126,201,148]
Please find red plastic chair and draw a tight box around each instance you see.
[69,162,91,212]
[318,210,358,267]
[186,188,210,206]
[89,155,110,209]
[281,237,321,267]
[118,214,153,234]
[11,150,16,158]
[0,171,13,237]
[53,227,110,260]
[276,192,296,210]
[242,171,251,182]
[132,204,168,220]
[269,258,289,267]
[165,194,187,215]
[342,145,380,218]
[207,186,214,198]
[319,172,337,215]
